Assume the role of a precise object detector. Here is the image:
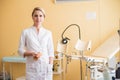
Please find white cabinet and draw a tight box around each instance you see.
[53,53,64,80]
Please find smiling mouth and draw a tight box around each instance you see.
[36,21,41,22]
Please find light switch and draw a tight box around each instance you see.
[86,12,96,20]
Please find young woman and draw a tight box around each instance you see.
[18,7,54,80]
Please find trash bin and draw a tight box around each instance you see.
[0,71,10,80]
[16,76,25,80]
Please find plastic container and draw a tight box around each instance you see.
[16,76,25,80]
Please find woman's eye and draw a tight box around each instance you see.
[40,15,43,17]
[34,15,38,17]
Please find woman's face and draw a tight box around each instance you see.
[32,10,44,26]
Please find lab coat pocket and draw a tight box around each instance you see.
[26,63,37,73]
[47,64,53,75]
[40,63,47,76]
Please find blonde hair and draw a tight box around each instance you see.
[32,7,45,18]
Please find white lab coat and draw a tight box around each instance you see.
[18,26,54,80]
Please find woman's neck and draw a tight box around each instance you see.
[34,24,41,28]
[34,24,42,34]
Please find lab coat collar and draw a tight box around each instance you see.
[32,25,44,33]
[32,25,43,30]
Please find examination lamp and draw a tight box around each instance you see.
[61,24,91,80]
[61,24,91,51]
[61,24,81,44]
